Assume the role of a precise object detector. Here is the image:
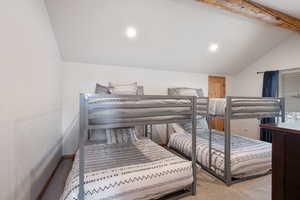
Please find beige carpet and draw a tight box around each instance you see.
[183,170,271,200]
[42,160,271,200]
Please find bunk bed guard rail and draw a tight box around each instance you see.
[78,94,209,200]
[226,96,285,120]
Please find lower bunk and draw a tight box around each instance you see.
[60,138,193,200]
[168,124,271,182]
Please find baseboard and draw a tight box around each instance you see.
[36,157,64,200]
[63,154,75,160]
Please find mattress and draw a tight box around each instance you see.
[60,139,193,200]
[209,98,280,116]
[168,126,272,178]
[88,98,193,107]
[88,98,194,125]
[88,97,208,125]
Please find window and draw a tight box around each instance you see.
[280,71,300,121]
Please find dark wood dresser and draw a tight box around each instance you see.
[260,122,300,200]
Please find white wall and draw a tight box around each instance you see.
[62,62,230,154]
[229,34,300,139]
[0,0,63,199]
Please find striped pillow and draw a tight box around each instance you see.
[169,87,204,97]
[106,128,139,144]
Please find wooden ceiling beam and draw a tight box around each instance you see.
[195,0,300,33]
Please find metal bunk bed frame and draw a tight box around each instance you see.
[206,96,286,186]
[78,93,209,200]
[166,94,286,186]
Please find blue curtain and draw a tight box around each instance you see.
[260,71,279,143]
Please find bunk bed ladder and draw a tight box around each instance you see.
[191,96,197,195]
[79,94,88,200]
[224,96,232,185]
[208,116,212,170]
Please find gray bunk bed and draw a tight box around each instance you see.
[167,91,285,185]
[207,96,285,185]
[61,93,209,200]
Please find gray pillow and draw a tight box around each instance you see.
[95,83,111,94]
[168,87,204,97]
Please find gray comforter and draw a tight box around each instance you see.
[168,127,272,178]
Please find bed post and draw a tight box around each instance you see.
[280,97,286,123]
[224,96,232,185]
[78,94,86,200]
[148,125,153,140]
[208,116,212,169]
[191,96,197,195]
[166,124,169,145]
[206,98,212,169]
[144,125,147,137]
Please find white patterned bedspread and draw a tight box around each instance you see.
[60,139,193,200]
[168,126,271,178]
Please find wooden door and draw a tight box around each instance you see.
[208,76,226,131]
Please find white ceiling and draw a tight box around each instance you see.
[45,0,294,75]
[253,0,300,18]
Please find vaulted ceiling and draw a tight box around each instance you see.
[46,0,295,74]
[254,0,300,18]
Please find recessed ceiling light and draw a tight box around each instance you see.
[125,26,137,39]
[209,43,219,52]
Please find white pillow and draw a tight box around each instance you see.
[108,82,138,95]
[181,116,208,131]
[172,123,185,134]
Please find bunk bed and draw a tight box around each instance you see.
[167,90,285,185]
[60,93,209,200]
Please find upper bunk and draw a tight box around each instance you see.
[167,88,285,121]
[209,96,285,120]
[80,93,209,130]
